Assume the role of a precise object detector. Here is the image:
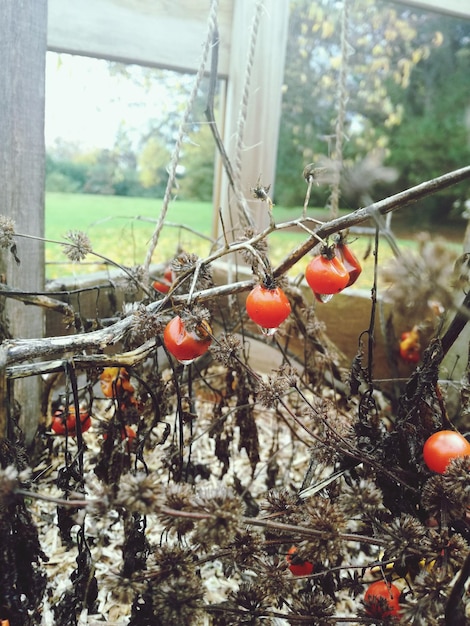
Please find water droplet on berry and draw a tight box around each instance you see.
[260,326,278,336]
[315,293,334,303]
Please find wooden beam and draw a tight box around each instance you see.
[0,0,47,444]
[392,0,470,19]
[215,0,290,235]
[47,0,233,76]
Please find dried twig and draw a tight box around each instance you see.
[3,167,470,371]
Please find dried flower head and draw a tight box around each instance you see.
[441,455,470,509]
[263,489,300,517]
[62,230,92,262]
[400,566,451,624]
[180,305,212,335]
[379,514,430,561]
[342,476,384,516]
[124,265,146,296]
[149,575,205,625]
[152,544,198,582]
[300,498,346,563]
[160,483,196,537]
[0,215,15,248]
[85,476,114,518]
[170,252,213,292]
[225,582,270,625]
[288,589,335,625]
[101,570,145,604]
[131,304,165,342]
[239,227,269,270]
[421,473,468,521]
[210,332,242,367]
[115,471,164,515]
[251,178,271,201]
[224,530,264,572]
[191,486,244,550]
[426,529,469,571]
[255,372,290,408]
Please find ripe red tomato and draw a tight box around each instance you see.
[100,367,135,398]
[51,406,91,436]
[364,580,400,618]
[423,430,470,474]
[399,328,420,363]
[163,315,212,363]
[286,546,314,576]
[153,266,174,294]
[334,242,362,287]
[305,254,349,296]
[245,284,291,329]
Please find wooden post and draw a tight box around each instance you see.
[214,0,290,237]
[0,0,47,444]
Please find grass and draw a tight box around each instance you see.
[45,192,461,291]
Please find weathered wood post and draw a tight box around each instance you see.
[0,0,48,444]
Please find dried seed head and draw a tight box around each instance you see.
[255,373,290,408]
[263,489,300,517]
[101,570,145,604]
[131,304,165,342]
[421,473,468,521]
[210,332,241,367]
[192,486,244,550]
[150,575,205,624]
[239,227,269,270]
[300,498,346,563]
[170,252,213,292]
[180,306,212,335]
[124,265,146,296]
[160,483,196,537]
[0,215,15,248]
[171,251,199,274]
[227,581,270,625]
[379,513,430,557]
[441,455,470,509]
[115,471,164,515]
[85,477,114,518]
[152,544,198,581]
[400,566,451,623]
[342,476,384,516]
[289,589,335,624]
[62,230,92,262]
[224,530,263,571]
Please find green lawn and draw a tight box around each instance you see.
[45,192,459,290]
[45,193,216,279]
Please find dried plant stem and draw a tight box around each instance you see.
[4,167,470,370]
[274,165,470,277]
[14,232,151,295]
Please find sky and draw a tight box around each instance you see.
[44,52,175,150]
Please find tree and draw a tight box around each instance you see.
[177,123,216,201]
[274,0,455,210]
[385,15,470,223]
[137,135,171,196]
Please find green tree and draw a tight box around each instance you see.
[385,16,470,223]
[177,124,216,201]
[275,0,448,209]
[138,135,171,196]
